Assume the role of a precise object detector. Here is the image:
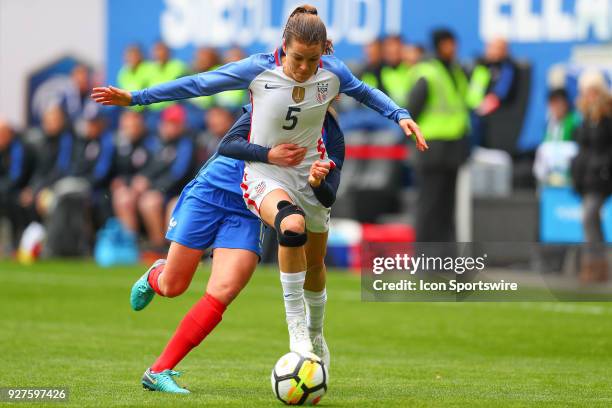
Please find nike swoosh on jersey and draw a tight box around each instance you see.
[264,84,281,89]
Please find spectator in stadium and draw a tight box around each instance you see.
[570,70,612,283]
[342,38,397,131]
[533,88,580,187]
[408,28,470,242]
[22,105,76,219]
[191,47,220,74]
[215,46,248,110]
[150,41,186,82]
[137,105,196,254]
[469,37,517,116]
[197,107,235,163]
[223,46,245,63]
[403,43,425,68]
[544,88,580,143]
[380,35,412,106]
[68,64,94,122]
[117,44,152,94]
[0,119,36,249]
[71,104,115,229]
[110,110,157,238]
[184,47,222,129]
[359,38,383,89]
[148,41,186,92]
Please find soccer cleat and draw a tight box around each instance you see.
[130,259,166,311]
[287,317,313,354]
[310,331,330,369]
[141,368,190,394]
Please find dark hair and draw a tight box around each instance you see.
[547,88,569,102]
[431,28,456,50]
[283,4,333,54]
[383,34,403,43]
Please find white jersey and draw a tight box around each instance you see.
[246,55,341,196]
[131,47,412,230]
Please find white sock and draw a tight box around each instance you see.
[304,288,326,333]
[280,271,306,320]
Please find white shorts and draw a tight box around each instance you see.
[241,162,331,233]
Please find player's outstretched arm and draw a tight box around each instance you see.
[329,56,428,151]
[93,54,269,107]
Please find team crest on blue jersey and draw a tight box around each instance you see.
[292,86,305,103]
[316,82,329,103]
[168,217,178,231]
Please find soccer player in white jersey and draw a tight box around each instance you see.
[93,3,427,364]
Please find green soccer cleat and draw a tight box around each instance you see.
[130,259,165,311]
[141,368,190,394]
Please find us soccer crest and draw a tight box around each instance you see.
[292,86,305,103]
[316,82,329,103]
[255,181,266,195]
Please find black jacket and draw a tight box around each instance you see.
[71,131,115,190]
[113,133,157,183]
[30,129,75,193]
[571,115,612,196]
[141,134,196,196]
[0,137,36,197]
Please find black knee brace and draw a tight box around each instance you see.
[274,200,307,247]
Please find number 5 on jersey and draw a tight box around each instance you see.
[283,107,301,130]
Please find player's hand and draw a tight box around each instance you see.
[399,118,428,152]
[91,86,132,106]
[308,160,330,187]
[268,144,307,167]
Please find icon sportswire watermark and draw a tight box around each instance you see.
[361,242,612,302]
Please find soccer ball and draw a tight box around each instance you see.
[271,351,328,405]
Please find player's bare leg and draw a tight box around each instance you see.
[143,248,259,393]
[206,248,258,305]
[130,241,203,311]
[259,189,312,353]
[304,231,330,368]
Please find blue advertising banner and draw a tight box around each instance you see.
[107,0,612,151]
[540,187,612,243]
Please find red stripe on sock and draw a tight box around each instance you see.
[147,264,164,296]
[151,293,227,372]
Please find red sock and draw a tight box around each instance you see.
[151,293,227,372]
[147,263,165,296]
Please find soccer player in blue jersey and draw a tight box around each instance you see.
[93,4,427,392]
[125,106,343,393]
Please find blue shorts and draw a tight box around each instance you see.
[166,178,264,257]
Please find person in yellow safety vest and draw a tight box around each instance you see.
[188,47,247,112]
[403,43,425,69]
[407,28,470,242]
[146,42,187,111]
[214,47,248,110]
[188,47,221,111]
[117,45,153,112]
[379,35,414,106]
[467,38,517,115]
[359,38,384,90]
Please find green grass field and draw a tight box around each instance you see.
[1,260,611,407]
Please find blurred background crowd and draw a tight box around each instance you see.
[1,0,612,283]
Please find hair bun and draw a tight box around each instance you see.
[292,4,318,17]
